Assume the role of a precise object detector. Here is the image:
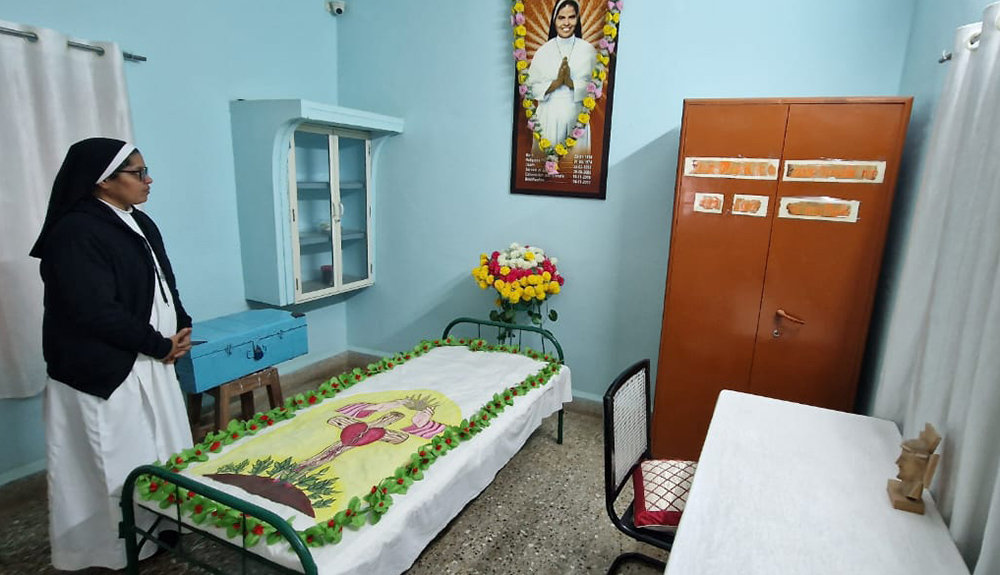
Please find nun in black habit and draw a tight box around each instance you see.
[30,137,194,570]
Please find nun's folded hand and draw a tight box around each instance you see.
[162,327,193,364]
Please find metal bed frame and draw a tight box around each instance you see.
[120,317,566,574]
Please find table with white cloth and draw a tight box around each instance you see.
[663,390,969,575]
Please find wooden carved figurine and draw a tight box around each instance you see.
[887,423,941,514]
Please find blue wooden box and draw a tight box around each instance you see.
[175,309,308,393]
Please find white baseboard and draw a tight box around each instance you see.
[0,458,45,487]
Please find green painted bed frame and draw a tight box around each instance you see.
[120,317,566,574]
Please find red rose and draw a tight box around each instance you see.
[253,525,264,536]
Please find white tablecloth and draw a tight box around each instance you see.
[664,390,969,575]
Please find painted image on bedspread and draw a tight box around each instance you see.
[188,390,461,522]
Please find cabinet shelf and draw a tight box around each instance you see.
[297,181,330,191]
[299,232,330,246]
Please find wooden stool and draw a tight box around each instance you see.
[187,366,284,441]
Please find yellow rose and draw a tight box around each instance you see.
[583,96,596,109]
[510,294,521,304]
[480,253,488,263]
[542,271,552,281]
[519,277,528,287]
[519,74,528,83]
[514,38,525,49]
[524,286,536,298]
[500,266,511,275]
[516,60,528,71]
[605,13,613,22]
[512,2,524,13]
[613,13,620,23]
[599,70,607,81]
[536,291,546,301]
[603,24,617,38]
[514,25,527,36]
[539,138,551,150]
[549,281,561,294]
[578,112,591,124]
[494,279,504,291]
[597,54,609,65]
[525,109,533,119]
[524,251,535,261]
[565,137,577,148]
[533,131,540,140]
[487,274,494,284]
[478,281,488,290]
[522,98,534,109]
[555,144,567,156]
[528,274,540,285]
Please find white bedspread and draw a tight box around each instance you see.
[138,345,572,574]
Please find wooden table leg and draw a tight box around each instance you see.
[212,386,231,432]
[263,367,284,409]
[240,391,256,421]
[187,393,203,440]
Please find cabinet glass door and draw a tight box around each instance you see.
[290,128,336,300]
[335,132,371,288]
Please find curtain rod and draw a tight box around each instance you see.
[0,25,146,62]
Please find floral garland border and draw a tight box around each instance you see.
[512,0,622,175]
[134,338,562,549]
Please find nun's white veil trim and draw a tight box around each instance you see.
[95,141,136,183]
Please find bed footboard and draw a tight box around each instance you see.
[120,464,317,575]
[442,316,566,443]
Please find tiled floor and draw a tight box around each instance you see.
[0,380,668,575]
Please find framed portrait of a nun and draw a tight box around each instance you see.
[509,0,622,200]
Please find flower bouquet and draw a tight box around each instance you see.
[471,243,565,341]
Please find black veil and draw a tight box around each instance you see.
[29,138,133,259]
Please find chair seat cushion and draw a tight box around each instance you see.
[632,459,697,531]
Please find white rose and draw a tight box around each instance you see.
[509,242,521,250]
[550,257,558,266]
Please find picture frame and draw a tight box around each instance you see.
[509,0,621,200]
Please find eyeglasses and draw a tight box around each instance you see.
[115,166,150,180]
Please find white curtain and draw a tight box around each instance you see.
[872,4,1000,574]
[0,21,133,398]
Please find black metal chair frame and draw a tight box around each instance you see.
[603,359,674,574]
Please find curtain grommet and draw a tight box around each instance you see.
[966,31,981,51]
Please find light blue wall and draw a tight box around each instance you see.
[0,0,343,482]
[337,0,916,402]
[859,0,992,412]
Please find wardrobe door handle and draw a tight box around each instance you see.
[776,308,806,325]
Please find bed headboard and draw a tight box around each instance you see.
[442,317,564,363]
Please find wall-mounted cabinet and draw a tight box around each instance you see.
[230,100,403,306]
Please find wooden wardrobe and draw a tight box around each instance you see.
[651,97,912,461]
